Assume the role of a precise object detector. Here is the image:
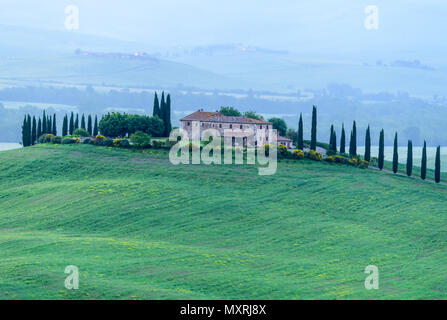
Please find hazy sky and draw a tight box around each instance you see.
[1,0,446,57]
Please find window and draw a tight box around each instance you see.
[240,125,243,129]
[230,124,232,129]
[187,122,190,126]
[266,137,269,142]
[219,124,222,128]
[260,125,262,129]
[266,125,268,129]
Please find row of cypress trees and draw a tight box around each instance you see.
[327,120,442,183]
[152,91,172,136]
[21,110,57,146]
[60,112,99,137]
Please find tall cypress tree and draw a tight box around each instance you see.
[37,118,42,140]
[31,116,37,145]
[435,146,441,183]
[62,115,68,137]
[87,115,93,136]
[22,116,27,147]
[52,114,57,135]
[159,91,166,125]
[310,105,317,151]
[297,113,304,150]
[42,110,47,134]
[340,123,346,154]
[393,132,398,173]
[421,140,427,180]
[93,115,98,136]
[74,114,79,130]
[47,115,52,135]
[164,94,172,136]
[349,121,357,156]
[69,112,74,135]
[332,130,337,152]
[153,92,160,118]
[329,125,334,148]
[27,114,32,146]
[378,129,384,170]
[406,140,413,176]
[81,114,86,129]
[365,125,371,162]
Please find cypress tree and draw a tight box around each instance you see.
[329,125,334,148]
[31,116,37,145]
[69,112,74,135]
[47,115,52,135]
[349,121,357,156]
[421,140,427,180]
[332,130,337,152]
[52,114,57,135]
[378,129,384,170]
[406,140,413,177]
[159,91,166,124]
[87,115,93,136]
[297,113,304,150]
[81,114,86,130]
[42,110,47,134]
[21,116,27,147]
[340,123,346,154]
[62,115,68,136]
[435,146,441,183]
[164,93,172,136]
[37,118,42,140]
[310,105,317,151]
[74,114,79,130]
[365,125,371,162]
[393,132,398,173]
[93,115,98,136]
[27,115,32,146]
[153,92,160,118]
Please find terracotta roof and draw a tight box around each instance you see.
[180,110,271,124]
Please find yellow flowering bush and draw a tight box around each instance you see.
[306,150,322,161]
[292,149,305,160]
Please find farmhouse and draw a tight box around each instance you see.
[180,109,274,146]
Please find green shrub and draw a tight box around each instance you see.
[50,136,62,144]
[113,138,130,148]
[292,149,304,160]
[38,134,54,143]
[326,149,336,156]
[130,131,151,148]
[359,160,369,169]
[306,150,322,161]
[325,155,336,163]
[103,139,114,147]
[152,140,163,149]
[83,138,91,144]
[62,138,77,144]
[93,134,106,146]
[73,128,90,137]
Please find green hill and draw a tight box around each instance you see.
[0,144,446,299]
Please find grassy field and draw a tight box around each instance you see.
[1,144,447,299]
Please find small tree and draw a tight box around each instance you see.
[378,129,384,170]
[406,140,413,176]
[311,105,317,151]
[340,123,346,154]
[69,112,74,135]
[365,125,371,162]
[435,146,441,183]
[268,117,287,137]
[421,140,427,180]
[297,113,304,150]
[219,106,241,116]
[393,132,398,173]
